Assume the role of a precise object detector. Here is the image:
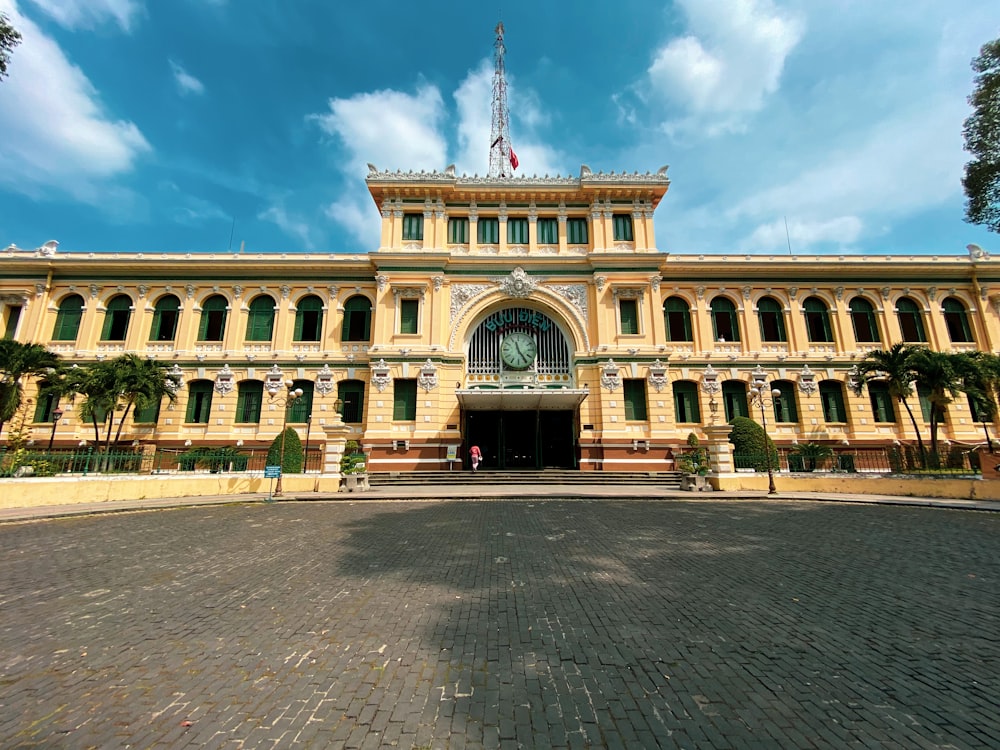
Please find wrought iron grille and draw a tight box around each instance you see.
[467,307,571,376]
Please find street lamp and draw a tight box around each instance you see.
[748,369,781,495]
[274,380,304,497]
[48,407,63,451]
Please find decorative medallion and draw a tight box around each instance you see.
[601,359,622,392]
[214,364,235,396]
[315,363,334,396]
[371,359,392,392]
[418,359,439,392]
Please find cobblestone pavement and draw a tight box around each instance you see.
[1,499,997,749]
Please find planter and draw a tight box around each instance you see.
[680,473,711,492]
[340,473,370,493]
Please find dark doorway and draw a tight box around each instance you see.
[464,410,576,470]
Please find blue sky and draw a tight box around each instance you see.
[0,0,997,257]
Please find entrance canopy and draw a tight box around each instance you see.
[457,388,588,412]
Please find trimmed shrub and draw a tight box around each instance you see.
[729,416,778,472]
[267,427,303,473]
[340,439,366,475]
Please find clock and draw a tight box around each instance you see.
[500,332,537,370]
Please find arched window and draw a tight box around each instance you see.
[710,297,741,342]
[52,294,84,341]
[185,380,214,423]
[245,295,275,342]
[771,380,798,422]
[663,297,692,342]
[757,296,786,342]
[287,379,314,423]
[672,381,700,423]
[294,295,324,342]
[722,380,748,421]
[942,297,973,343]
[198,295,229,342]
[867,381,895,423]
[101,294,133,341]
[896,297,926,342]
[803,297,833,343]
[849,297,880,344]
[236,380,264,424]
[341,296,372,342]
[338,379,366,424]
[150,294,181,341]
[819,380,847,423]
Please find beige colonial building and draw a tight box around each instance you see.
[2,166,999,471]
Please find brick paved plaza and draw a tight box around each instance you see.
[1,498,997,749]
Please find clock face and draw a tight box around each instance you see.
[500,332,537,370]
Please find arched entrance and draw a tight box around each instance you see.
[458,306,586,470]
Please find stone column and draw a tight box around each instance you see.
[704,424,735,473]
[322,417,351,489]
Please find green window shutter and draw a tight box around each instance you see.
[820,381,846,422]
[402,213,424,241]
[850,298,880,343]
[567,218,588,244]
[507,218,529,244]
[287,381,313,423]
[53,295,84,341]
[338,381,365,423]
[773,382,798,422]
[917,384,933,422]
[101,295,132,341]
[199,296,228,341]
[341,296,372,341]
[722,381,749,421]
[393,379,417,421]
[33,394,56,423]
[134,398,161,424]
[400,299,419,334]
[151,295,180,341]
[664,297,692,341]
[758,297,786,342]
[186,382,213,423]
[613,214,634,241]
[897,298,926,342]
[478,218,499,244]
[537,218,558,244]
[619,299,639,335]
[245,296,275,342]
[448,218,468,244]
[868,383,895,423]
[623,379,647,421]
[942,298,973,343]
[236,382,263,423]
[672,381,700,423]
[4,305,22,339]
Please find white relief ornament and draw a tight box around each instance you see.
[498,267,537,298]
[281,285,291,299]
[138,285,148,298]
[432,276,445,291]
[186,284,196,299]
[265,364,284,395]
[650,275,662,292]
[315,363,335,396]
[798,364,818,395]
[418,359,439,392]
[601,359,622,392]
[548,284,588,321]
[647,359,668,392]
[376,275,389,292]
[168,364,185,389]
[370,359,392,392]
[214,364,235,396]
[449,284,492,323]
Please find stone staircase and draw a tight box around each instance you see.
[367,469,685,489]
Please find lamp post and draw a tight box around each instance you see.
[48,407,63,451]
[274,380,304,497]
[748,369,781,495]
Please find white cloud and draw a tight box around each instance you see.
[646,0,803,136]
[258,204,313,250]
[170,60,205,96]
[325,197,376,251]
[0,2,151,200]
[745,216,863,252]
[25,0,142,32]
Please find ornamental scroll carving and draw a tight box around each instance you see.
[496,267,538,298]
[547,284,588,322]
[601,359,622,392]
[450,284,492,324]
[370,359,392,392]
[214,364,235,396]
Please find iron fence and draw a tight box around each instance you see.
[733,446,981,476]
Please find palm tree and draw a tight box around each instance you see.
[851,343,927,466]
[961,351,1000,451]
[909,349,968,461]
[0,340,61,437]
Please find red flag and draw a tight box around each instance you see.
[509,148,519,170]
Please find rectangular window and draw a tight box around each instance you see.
[236,386,263,424]
[673,383,700,423]
[623,379,648,421]
[619,299,639,335]
[133,399,161,424]
[566,218,588,245]
[33,393,57,423]
[537,218,558,244]
[820,382,846,423]
[399,299,419,334]
[917,384,933,423]
[448,217,468,244]
[507,218,529,244]
[393,379,417,421]
[478,218,500,244]
[868,382,895,423]
[402,213,423,241]
[613,214,634,242]
[186,384,213,424]
[4,305,22,339]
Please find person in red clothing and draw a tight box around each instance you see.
[469,445,482,472]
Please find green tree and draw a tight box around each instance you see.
[965,351,1000,447]
[851,343,927,466]
[963,37,1000,233]
[728,416,777,472]
[0,12,21,81]
[267,427,303,473]
[0,340,61,436]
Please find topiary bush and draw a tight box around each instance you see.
[267,427,303,473]
[678,431,709,475]
[729,416,778,472]
[340,439,366,475]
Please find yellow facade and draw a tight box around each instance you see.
[2,166,1000,471]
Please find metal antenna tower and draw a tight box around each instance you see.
[488,21,515,178]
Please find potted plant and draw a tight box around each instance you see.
[788,442,834,472]
[678,432,711,491]
[340,440,368,492]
